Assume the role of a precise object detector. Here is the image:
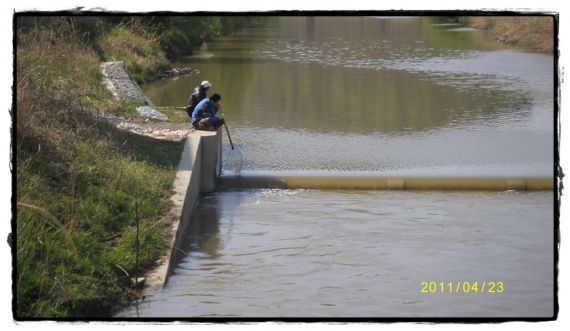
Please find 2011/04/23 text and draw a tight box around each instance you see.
[420,281,504,294]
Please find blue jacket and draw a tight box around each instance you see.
[191,98,219,124]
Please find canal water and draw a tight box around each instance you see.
[145,16,553,176]
[121,17,555,318]
[122,190,553,318]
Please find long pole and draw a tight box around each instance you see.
[224,122,235,150]
[220,111,234,150]
[154,106,187,109]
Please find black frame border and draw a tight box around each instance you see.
[11,9,561,324]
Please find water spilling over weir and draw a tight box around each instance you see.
[218,173,553,191]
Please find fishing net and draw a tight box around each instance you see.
[219,111,243,174]
[224,147,243,174]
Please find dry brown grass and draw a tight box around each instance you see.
[471,16,554,53]
[17,18,108,147]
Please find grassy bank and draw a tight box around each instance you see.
[15,17,184,318]
[97,16,264,84]
[469,16,554,54]
[98,20,170,84]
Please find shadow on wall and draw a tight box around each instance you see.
[174,190,251,267]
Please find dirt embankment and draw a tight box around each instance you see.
[470,16,554,54]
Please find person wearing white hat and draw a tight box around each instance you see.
[186,80,212,122]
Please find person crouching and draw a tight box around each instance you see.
[186,80,211,119]
[191,93,225,131]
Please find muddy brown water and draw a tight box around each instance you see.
[118,17,555,318]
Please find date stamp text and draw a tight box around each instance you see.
[420,281,504,294]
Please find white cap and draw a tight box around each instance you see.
[200,80,212,89]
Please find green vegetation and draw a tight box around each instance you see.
[154,107,190,124]
[17,124,183,317]
[98,16,263,83]
[98,21,170,84]
[15,15,258,318]
[152,16,263,59]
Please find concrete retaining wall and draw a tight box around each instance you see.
[145,128,222,289]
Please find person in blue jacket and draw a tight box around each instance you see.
[191,93,225,131]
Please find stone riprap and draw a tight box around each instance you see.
[100,61,168,121]
[100,61,148,103]
[136,105,169,121]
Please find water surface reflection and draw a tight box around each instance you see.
[144,16,553,176]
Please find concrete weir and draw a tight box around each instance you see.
[219,175,554,191]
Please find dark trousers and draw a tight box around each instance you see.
[195,118,216,131]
